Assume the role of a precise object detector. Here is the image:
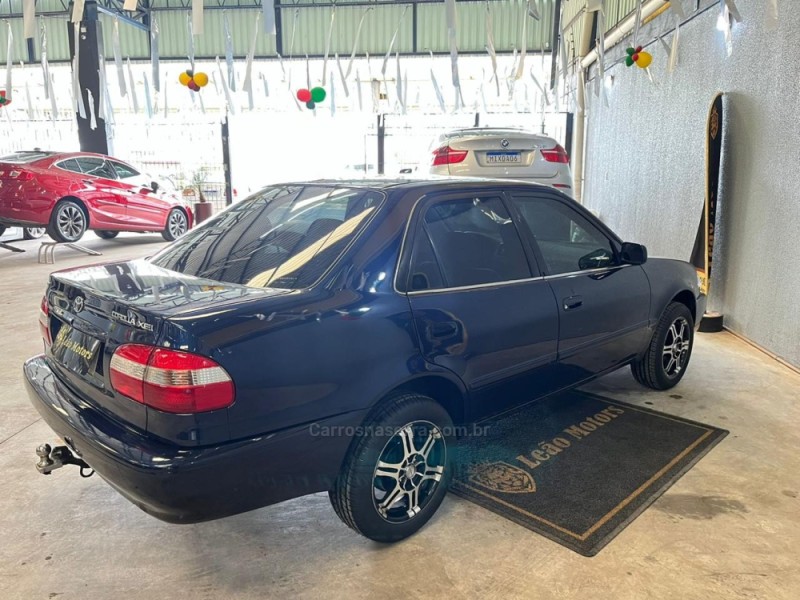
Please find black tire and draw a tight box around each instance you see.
[632,302,695,390]
[23,227,47,240]
[95,230,119,240]
[47,200,88,243]
[162,208,188,241]
[329,392,454,543]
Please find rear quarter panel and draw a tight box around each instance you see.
[640,258,702,323]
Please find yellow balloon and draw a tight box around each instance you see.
[194,72,209,87]
[636,52,652,69]
[178,72,191,86]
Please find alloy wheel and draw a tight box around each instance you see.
[57,205,85,240]
[168,211,188,239]
[662,316,691,378]
[372,420,447,523]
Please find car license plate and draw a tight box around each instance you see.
[51,324,101,377]
[486,152,521,164]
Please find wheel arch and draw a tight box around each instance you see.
[170,205,192,228]
[55,196,91,227]
[670,289,697,322]
[377,373,468,425]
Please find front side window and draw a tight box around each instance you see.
[150,185,383,289]
[76,157,116,180]
[408,195,531,290]
[109,161,140,179]
[510,195,618,275]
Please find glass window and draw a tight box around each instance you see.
[407,228,445,291]
[416,196,531,289]
[150,185,384,289]
[510,196,618,275]
[76,157,116,179]
[109,160,140,179]
[57,159,82,173]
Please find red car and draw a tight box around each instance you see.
[0,151,193,243]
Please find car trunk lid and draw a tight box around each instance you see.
[444,130,564,179]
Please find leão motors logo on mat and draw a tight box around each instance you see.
[469,462,536,494]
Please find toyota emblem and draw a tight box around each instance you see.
[73,296,84,313]
[500,139,510,148]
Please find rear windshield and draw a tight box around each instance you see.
[150,185,384,289]
[0,151,54,164]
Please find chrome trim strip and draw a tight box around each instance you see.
[407,276,546,296]
[542,264,631,281]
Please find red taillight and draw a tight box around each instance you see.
[110,344,235,414]
[39,296,52,348]
[540,144,570,164]
[432,146,468,166]
[7,169,35,180]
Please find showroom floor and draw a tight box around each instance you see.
[0,235,798,600]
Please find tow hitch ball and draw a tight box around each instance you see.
[35,444,94,478]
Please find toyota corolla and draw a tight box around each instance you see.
[25,180,704,542]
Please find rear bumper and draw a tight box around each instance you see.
[24,355,363,523]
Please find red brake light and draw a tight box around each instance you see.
[39,296,52,348]
[110,344,235,413]
[540,144,570,164]
[8,169,35,180]
[432,146,468,166]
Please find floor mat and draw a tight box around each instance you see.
[451,391,728,556]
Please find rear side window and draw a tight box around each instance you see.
[76,157,116,179]
[57,159,82,173]
[150,185,384,289]
[408,196,531,290]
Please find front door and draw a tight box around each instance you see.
[74,157,128,226]
[402,191,560,418]
[108,160,169,228]
[507,191,651,382]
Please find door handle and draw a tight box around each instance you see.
[563,295,583,311]
[429,322,458,339]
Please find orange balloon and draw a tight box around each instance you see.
[178,72,191,86]
[636,52,653,69]
[194,72,209,87]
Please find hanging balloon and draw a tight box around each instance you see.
[297,88,312,103]
[179,71,191,86]
[0,90,10,107]
[188,80,200,92]
[194,72,209,87]
[305,100,316,110]
[635,52,653,69]
[311,86,326,103]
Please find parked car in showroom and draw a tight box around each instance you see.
[26,179,703,542]
[0,151,193,243]
[0,224,46,241]
[428,128,573,194]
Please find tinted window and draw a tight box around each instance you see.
[57,159,82,173]
[110,160,140,179]
[150,185,383,289]
[76,157,116,179]
[407,228,444,291]
[416,196,531,289]
[511,196,618,275]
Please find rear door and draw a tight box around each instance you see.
[507,190,651,379]
[402,190,560,418]
[446,131,564,180]
[109,160,169,228]
[74,157,128,226]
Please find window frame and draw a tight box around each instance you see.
[395,188,544,295]
[108,160,141,180]
[506,189,625,278]
[73,157,118,180]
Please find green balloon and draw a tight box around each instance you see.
[311,87,327,103]
[625,56,634,67]
[626,47,635,56]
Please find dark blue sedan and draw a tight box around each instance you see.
[25,179,705,542]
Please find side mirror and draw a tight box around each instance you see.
[620,242,647,265]
[150,181,160,193]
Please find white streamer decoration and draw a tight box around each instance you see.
[150,15,160,92]
[72,23,86,118]
[243,13,261,111]
[98,54,107,121]
[444,0,461,95]
[632,0,643,48]
[288,9,299,58]
[382,6,408,76]
[25,80,34,119]
[23,0,36,39]
[192,0,204,35]
[142,73,152,118]
[529,66,549,106]
[260,72,269,97]
[263,0,276,35]
[223,11,236,92]
[670,0,685,19]
[429,52,446,114]
[515,2,530,80]
[322,7,336,86]
[123,0,137,10]
[216,56,235,114]
[395,52,405,114]
[48,73,58,122]
[187,14,196,71]
[336,54,349,97]
[346,8,372,79]
[355,69,363,111]
[87,89,97,129]
[330,71,335,116]
[6,22,14,101]
[722,0,742,23]
[72,0,85,23]
[766,0,778,30]
[127,58,139,114]
[485,2,500,97]
[668,22,680,73]
[113,19,127,96]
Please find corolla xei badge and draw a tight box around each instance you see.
[72,296,84,313]
[111,310,154,332]
[500,139,510,148]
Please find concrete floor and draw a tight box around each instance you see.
[0,233,798,600]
